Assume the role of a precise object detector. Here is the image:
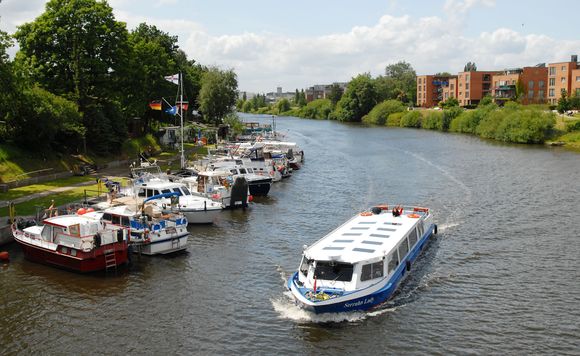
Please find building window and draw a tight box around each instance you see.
[450,84,454,90]
[549,78,555,86]
[459,92,462,97]
[466,74,470,81]
[576,76,580,82]
[549,67,556,75]
[562,65,567,71]
[445,93,448,99]
[465,91,470,97]
[561,77,566,83]
[539,80,545,88]
[459,83,463,87]
[539,90,545,98]
[528,90,534,99]
[528,81,534,89]
[466,83,470,89]
[549,88,555,97]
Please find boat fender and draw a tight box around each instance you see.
[0,251,9,262]
[360,211,373,216]
[371,207,382,215]
[434,224,438,235]
[94,233,102,248]
[406,260,411,272]
[162,203,166,210]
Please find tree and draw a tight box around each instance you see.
[276,98,291,113]
[0,26,16,135]
[14,0,129,108]
[464,62,477,72]
[376,61,417,103]
[332,73,377,122]
[327,83,343,107]
[297,89,307,107]
[198,67,238,124]
[557,89,571,113]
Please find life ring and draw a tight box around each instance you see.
[407,213,420,218]
[360,211,373,216]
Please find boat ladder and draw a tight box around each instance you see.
[171,236,180,250]
[104,249,117,272]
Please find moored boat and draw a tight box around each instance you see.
[287,204,437,314]
[11,210,129,273]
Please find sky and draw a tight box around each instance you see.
[1,0,579,94]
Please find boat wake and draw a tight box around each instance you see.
[437,222,459,232]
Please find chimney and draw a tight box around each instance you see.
[572,54,578,63]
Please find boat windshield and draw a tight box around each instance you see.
[299,256,310,277]
[314,261,353,282]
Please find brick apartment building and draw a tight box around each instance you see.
[492,65,548,105]
[548,55,580,104]
[416,75,457,107]
[417,54,579,108]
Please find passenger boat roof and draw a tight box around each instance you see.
[44,211,103,228]
[304,209,424,264]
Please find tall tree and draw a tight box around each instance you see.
[14,0,128,108]
[327,83,343,107]
[198,67,238,124]
[333,73,377,122]
[464,62,477,72]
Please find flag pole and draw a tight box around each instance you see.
[180,71,185,169]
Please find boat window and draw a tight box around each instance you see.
[112,215,121,225]
[314,261,353,282]
[378,227,396,232]
[362,240,383,245]
[172,188,183,196]
[369,233,389,238]
[408,228,418,247]
[352,227,369,230]
[333,239,354,243]
[230,169,237,174]
[153,190,160,196]
[323,246,344,250]
[239,168,247,174]
[121,216,130,227]
[299,256,310,277]
[388,253,399,274]
[353,247,375,253]
[41,225,52,241]
[70,249,77,257]
[398,238,409,259]
[361,261,384,281]
[102,213,112,222]
[161,189,172,194]
[138,189,146,198]
[417,223,424,239]
[181,187,191,195]
[247,168,254,173]
[342,233,362,236]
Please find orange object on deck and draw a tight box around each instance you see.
[0,251,9,262]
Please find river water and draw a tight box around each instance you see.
[1,113,580,355]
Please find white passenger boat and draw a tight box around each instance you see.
[100,202,189,255]
[287,204,437,314]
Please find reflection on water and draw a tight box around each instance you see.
[2,113,580,354]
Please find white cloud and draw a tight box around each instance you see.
[444,0,495,14]
[0,0,46,33]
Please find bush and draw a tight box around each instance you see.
[386,112,403,126]
[299,99,332,120]
[565,119,580,132]
[421,111,443,130]
[400,111,422,128]
[476,104,555,143]
[362,100,405,125]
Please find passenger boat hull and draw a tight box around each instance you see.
[288,223,436,314]
[135,234,189,255]
[175,207,222,224]
[16,239,128,273]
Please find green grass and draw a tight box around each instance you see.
[1,182,103,217]
[0,144,74,182]
[0,176,95,201]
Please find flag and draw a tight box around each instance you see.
[176,101,189,111]
[313,276,317,293]
[164,73,179,85]
[165,106,177,115]
[149,100,162,111]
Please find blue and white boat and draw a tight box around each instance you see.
[287,204,437,314]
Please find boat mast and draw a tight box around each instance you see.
[180,71,185,169]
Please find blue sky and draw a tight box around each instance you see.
[1,0,579,93]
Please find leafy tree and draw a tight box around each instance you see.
[198,67,238,124]
[332,73,377,122]
[400,111,422,128]
[464,62,477,72]
[376,61,417,103]
[557,89,571,113]
[478,95,494,107]
[9,86,84,151]
[439,97,459,108]
[435,72,452,76]
[14,0,128,108]
[276,98,291,113]
[327,83,343,107]
[297,89,307,107]
[0,26,17,136]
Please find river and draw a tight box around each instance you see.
[1,113,579,355]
